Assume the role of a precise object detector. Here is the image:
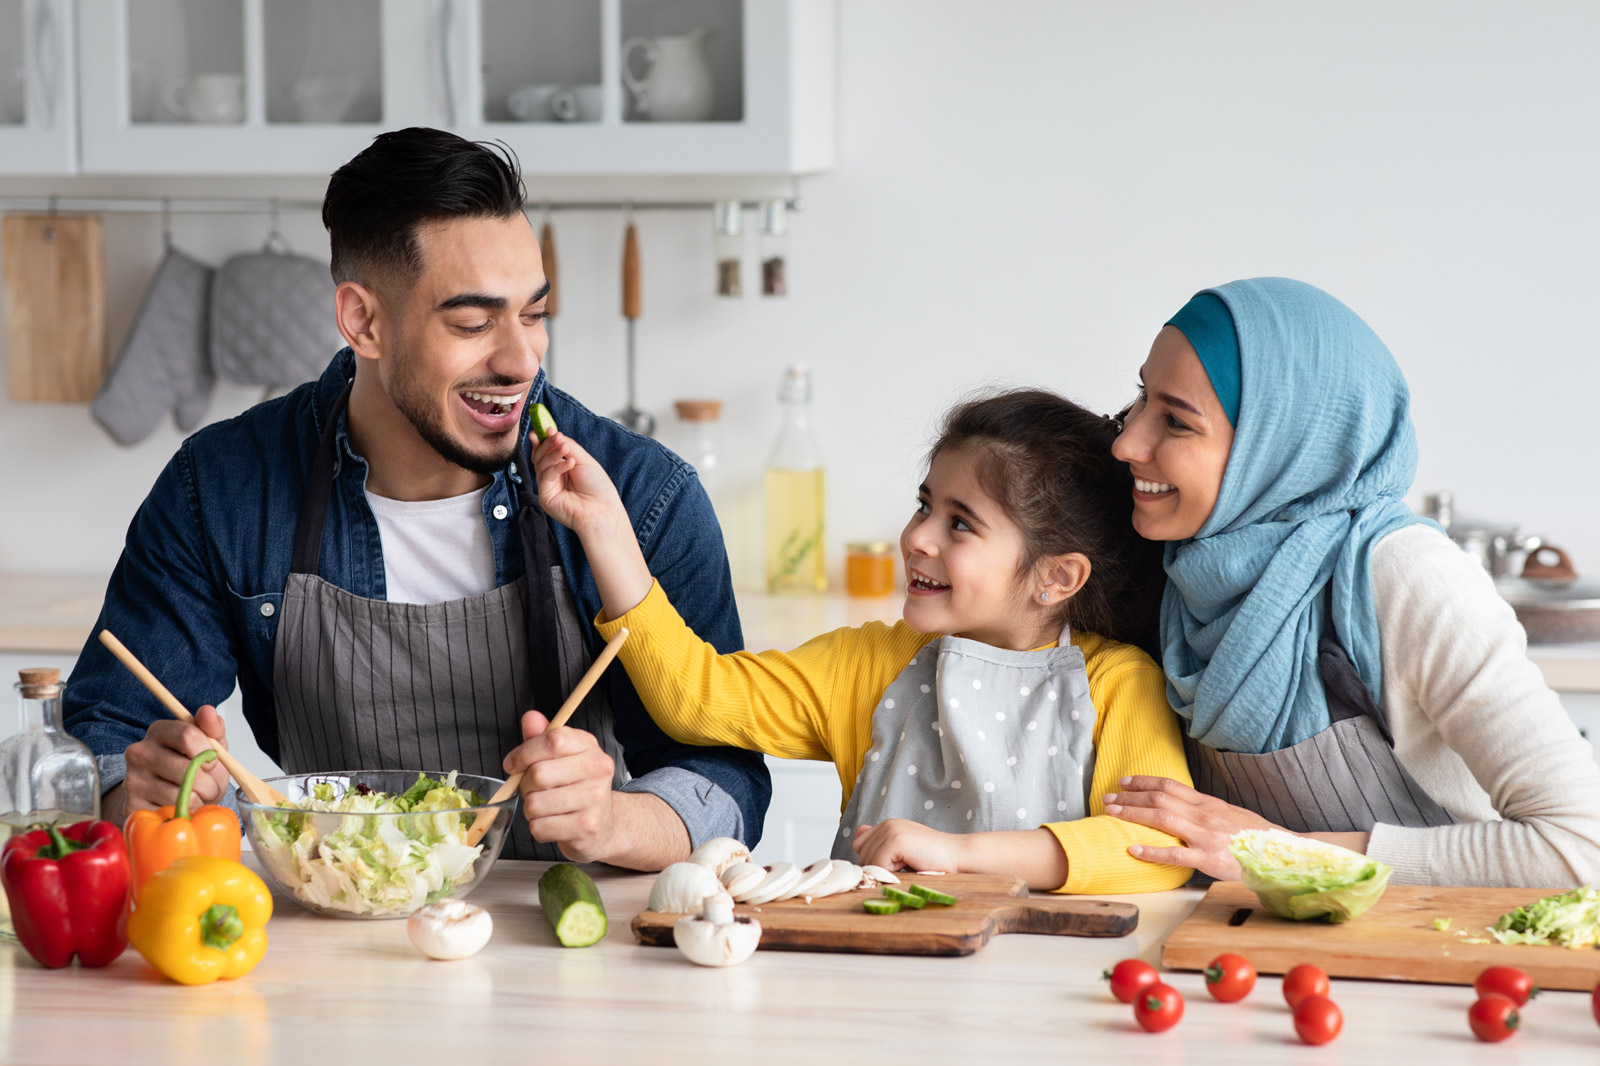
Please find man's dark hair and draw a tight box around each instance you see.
[322,127,526,292]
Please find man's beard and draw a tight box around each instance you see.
[387,344,522,477]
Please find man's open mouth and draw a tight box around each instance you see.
[459,389,523,418]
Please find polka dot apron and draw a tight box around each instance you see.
[832,626,1097,860]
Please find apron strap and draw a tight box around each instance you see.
[514,437,567,721]
[290,381,352,576]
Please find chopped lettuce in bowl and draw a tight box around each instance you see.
[239,770,517,919]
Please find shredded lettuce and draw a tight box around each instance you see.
[1229,828,1392,923]
[1488,886,1600,949]
[251,772,488,917]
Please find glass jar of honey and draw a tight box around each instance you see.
[845,541,897,598]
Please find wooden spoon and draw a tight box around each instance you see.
[98,629,287,806]
[465,626,630,846]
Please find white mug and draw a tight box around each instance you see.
[549,85,603,123]
[165,74,244,123]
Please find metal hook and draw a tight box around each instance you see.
[790,177,805,213]
[541,199,552,226]
[623,199,634,225]
[44,194,58,242]
[160,198,173,250]
[263,198,292,254]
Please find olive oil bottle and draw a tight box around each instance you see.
[764,364,826,593]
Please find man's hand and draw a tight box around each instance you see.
[118,704,231,820]
[504,710,620,863]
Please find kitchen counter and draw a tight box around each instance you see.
[5,858,1599,1065]
[3,572,1598,690]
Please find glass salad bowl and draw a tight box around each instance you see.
[238,770,517,919]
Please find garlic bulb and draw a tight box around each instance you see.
[648,862,724,914]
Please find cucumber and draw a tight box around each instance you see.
[908,884,958,906]
[530,402,559,441]
[881,886,926,909]
[538,863,607,947]
[862,899,901,915]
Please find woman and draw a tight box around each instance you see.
[1104,277,1600,887]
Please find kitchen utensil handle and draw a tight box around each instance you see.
[465,627,630,845]
[1522,544,1579,582]
[620,37,657,113]
[540,221,559,319]
[97,629,286,806]
[622,222,641,319]
[31,0,58,127]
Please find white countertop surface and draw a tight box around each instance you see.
[5,857,1598,1065]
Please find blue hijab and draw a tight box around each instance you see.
[1160,278,1431,754]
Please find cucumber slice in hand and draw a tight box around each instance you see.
[908,884,958,906]
[531,402,558,441]
[862,899,901,915]
[881,886,926,909]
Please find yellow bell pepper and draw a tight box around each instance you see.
[127,855,272,985]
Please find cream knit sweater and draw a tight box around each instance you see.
[1368,524,1600,886]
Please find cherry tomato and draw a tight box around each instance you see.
[1103,958,1160,1004]
[1474,965,1538,1006]
[1293,994,1343,1045]
[1282,964,1331,1009]
[1133,983,1185,1033]
[1204,953,1257,1002]
[1468,993,1520,1043]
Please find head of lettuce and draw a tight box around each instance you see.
[1229,829,1393,923]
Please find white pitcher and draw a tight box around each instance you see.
[621,27,716,122]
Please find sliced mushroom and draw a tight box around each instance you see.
[648,861,724,913]
[780,858,834,900]
[688,837,751,878]
[720,861,767,898]
[740,862,804,905]
[809,861,864,898]
[861,865,900,885]
[674,893,761,967]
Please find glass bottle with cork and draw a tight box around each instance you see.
[765,364,826,594]
[672,399,724,501]
[0,668,100,940]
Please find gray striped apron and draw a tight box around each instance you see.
[1186,637,1455,833]
[271,384,624,860]
[834,626,1097,859]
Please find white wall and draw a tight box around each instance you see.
[3,0,1598,599]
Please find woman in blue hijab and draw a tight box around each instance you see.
[1104,278,1600,887]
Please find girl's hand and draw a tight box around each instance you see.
[852,820,968,874]
[1104,776,1281,881]
[531,429,628,539]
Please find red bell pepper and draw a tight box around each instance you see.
[1,820,132,968]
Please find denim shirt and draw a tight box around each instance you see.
[64,349,771,850]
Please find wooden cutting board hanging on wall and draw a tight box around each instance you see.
[3,213,107,403]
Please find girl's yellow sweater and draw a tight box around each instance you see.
[599,581,1192,894]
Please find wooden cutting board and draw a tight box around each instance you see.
[1163,881,1600,990]
[3,213,107,403]
[632,872,1138,957]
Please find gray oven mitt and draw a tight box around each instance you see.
[91,245,216,445]
[210,248,342,387]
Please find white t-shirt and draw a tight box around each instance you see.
[365,487,497,605]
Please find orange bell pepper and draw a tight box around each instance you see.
[125,750,241,895]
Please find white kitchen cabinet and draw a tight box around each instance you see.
[0,0,78,174]
[72,0,834,176]
[750,756,842,865]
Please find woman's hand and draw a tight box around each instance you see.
[852,820,969,875]
[531,429,629,539]
[1104,776,1281,881]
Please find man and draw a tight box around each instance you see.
[65,127,769,867]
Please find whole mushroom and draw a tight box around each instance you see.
[407,900,494,960]
[674,890,761,967]
[648,861,724,914]
[687,836,751,878]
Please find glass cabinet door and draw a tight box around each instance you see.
[482,0,602,125]
[127,0,244,125]
[263,0,383,126]
[0,0,77,173]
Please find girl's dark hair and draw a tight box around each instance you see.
[929,389,1166,657]
[322,127,526,292]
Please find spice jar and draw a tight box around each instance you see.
[846,541,897,598]
[671,399,724,499]
[760,199,788,297]
[713,199,742,297]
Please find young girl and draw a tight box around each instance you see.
[532,389,1191,893]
